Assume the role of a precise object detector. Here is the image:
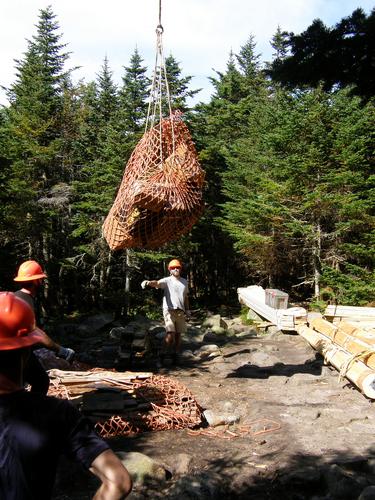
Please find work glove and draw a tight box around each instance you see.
[141,280,149,289]
[57,346,76,362]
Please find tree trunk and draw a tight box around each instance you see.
[313,222,322,299]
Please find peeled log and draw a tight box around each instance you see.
[297,325,375,399]
[310,318,375,370]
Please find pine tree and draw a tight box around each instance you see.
[270,26,290,61]
[163,54,200,112]
[0,6,75,309]
[119,47,150,134]
[219,84,374,305]
[96,56,118,124]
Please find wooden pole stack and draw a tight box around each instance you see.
[297,319,375,399]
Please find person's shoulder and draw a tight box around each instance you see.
[180,277,188,286]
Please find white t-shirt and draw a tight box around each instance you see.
[158,276,188,312]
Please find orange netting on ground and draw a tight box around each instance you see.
[48,370,203,438]
[102,114,205,250]
[95,374,203,438]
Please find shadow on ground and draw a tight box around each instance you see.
[226,355,324,379]
[53,438,375,499]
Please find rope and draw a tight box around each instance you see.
[145,0,176,157]
[187,418,281,440]
[338,349,375,382]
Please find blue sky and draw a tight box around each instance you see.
[0,0,374,105]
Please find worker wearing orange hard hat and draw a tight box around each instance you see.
[0,291,132,500]
[13,260,75,394]
[141,259,190,366]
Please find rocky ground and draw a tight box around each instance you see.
[50,312,375,500]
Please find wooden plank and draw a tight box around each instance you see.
[325,305,375,319]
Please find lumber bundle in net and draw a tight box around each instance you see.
[48,369,203,438]
[102,115,205,250]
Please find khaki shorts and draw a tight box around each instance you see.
[163,309,187,333]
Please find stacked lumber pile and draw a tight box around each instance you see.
[48,369,203,438]
[325,305,375,330]
[297,318,375,399]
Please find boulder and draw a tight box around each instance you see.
[203,409,240,427]
[202,314,228,330]
[168,453,193,476]
[167,473,220,499]
[109,327,127,340]
[116,451,166,485]
[77,313,114,335]
[210,325,226,335]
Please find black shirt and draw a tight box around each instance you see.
[14,290,35,313]
[0,390,109,500]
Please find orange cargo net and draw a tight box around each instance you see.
[94,374,203,438]
[102,113,205,250]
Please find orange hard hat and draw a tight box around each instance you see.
[168,259,182,269]
[14,260,47,282]
[0,292,44,350]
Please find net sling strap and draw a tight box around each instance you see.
[102,3,205,250]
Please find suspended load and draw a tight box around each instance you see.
[102,2,205,250]
[102,113,204,250]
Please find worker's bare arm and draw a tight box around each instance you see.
[146,280,161,288]
[90,449,132,500]
[35,330,59,351]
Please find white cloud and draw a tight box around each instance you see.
[0,0,373,105]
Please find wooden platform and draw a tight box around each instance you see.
[237,285,307,331]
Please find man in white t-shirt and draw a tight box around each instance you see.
[142,259,189,364]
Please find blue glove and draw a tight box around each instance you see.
[57,346,75,362]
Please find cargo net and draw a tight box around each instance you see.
[95,374,203,438]
[48,369,203,438]
[102,114,205,250]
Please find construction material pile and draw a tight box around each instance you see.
[48,368,203,438]
[102,114,205,250]
[297,315,375,399]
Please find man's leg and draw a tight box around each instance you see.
[160,310,176,366]
[174,313,186,354]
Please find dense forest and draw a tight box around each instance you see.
[0,6,374,321]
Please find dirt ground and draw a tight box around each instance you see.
[53,325,375,500]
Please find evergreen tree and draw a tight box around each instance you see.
[97,56,118,124]
[270,26,290,60]
[186,35,269,303]
[219,85,374,304]
[0,6,75,311]
[268,8,375,100]
[163,54,200,112]
[119,47,150,134]
[209,51,244,103]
